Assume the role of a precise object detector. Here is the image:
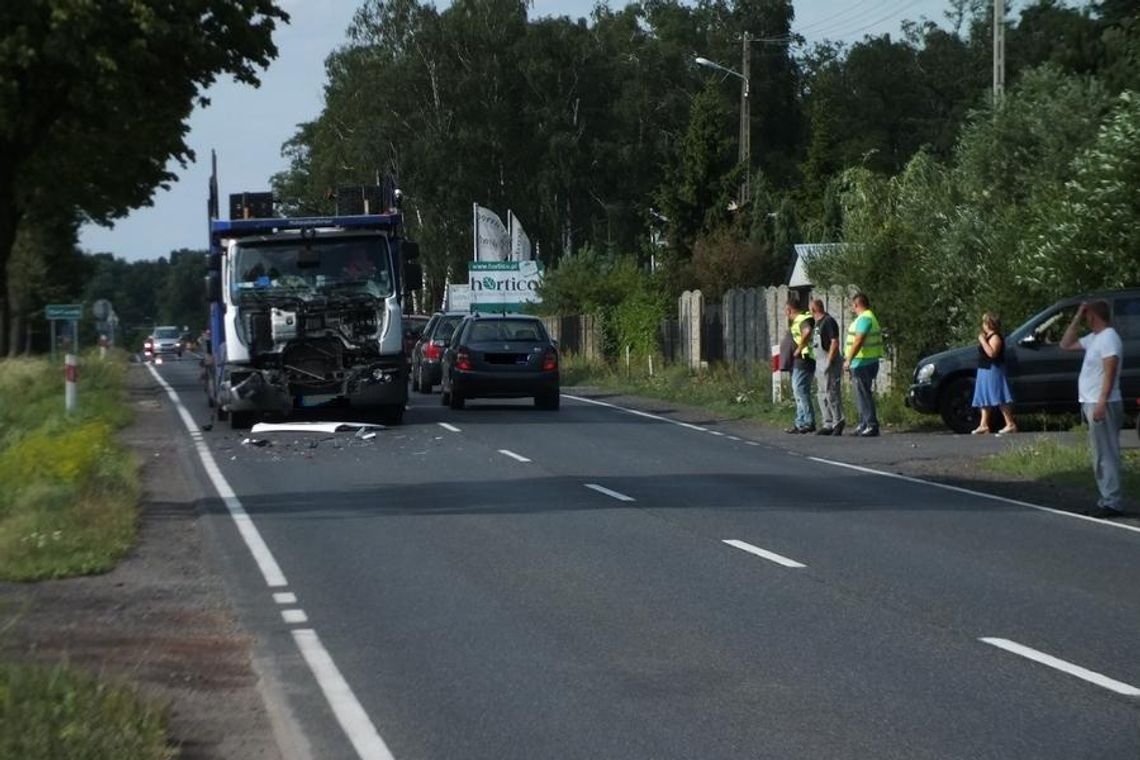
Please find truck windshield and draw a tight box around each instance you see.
[233,237,393,301]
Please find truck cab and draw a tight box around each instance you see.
[204,182,422,428]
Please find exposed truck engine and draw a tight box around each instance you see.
[203,166,422,428]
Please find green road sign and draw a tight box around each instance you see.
[45,304,83,321]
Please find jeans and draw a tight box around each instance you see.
[851,362,879,432]
[1083,401,1123,510]
[792,366,815,429]
[816,360,844,430]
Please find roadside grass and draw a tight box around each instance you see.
[561,353,942,432]
[0,661,172,760]
[984,436,1140,496]
[0,351,139,581]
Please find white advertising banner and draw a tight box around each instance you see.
[468,261,543,313]
[446,283,472,313]
[473,204,511,262]
[508,210,533,262]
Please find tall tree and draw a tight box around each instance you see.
[0,0,288,353]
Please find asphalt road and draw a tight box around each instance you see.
[150,358,1140,760]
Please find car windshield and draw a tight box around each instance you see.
[153,328,180,339]
[233,237,393,301]
[469,319,547,343]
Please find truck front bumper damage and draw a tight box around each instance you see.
[221,357,406,413]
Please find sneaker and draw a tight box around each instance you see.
[995,426,1018,436]
[832,420,846,437]
[816,427,834,436]
[799,426,816,434]
[858,428,880,438]
[785,426,802,434]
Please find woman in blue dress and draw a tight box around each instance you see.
[971,313,1018,435]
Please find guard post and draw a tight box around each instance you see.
[46,304,84,412]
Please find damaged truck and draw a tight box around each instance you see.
[204,164,422,428]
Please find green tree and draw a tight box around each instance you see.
[0,0,288,353]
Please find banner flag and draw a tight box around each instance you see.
[509,210,533,262]
[474,204,510,262]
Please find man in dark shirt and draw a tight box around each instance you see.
[810,299,845,435]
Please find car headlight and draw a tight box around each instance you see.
[916,363,936,383]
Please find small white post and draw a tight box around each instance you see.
[770,343,782,403]
[65,354,78,414]
[648,354,654,378]
[625,345,631,376]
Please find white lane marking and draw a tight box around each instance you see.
[274,592,298,605]
[564,394,709,432]
[438,422,461,433]
[147,364,396,760]
[282,609,309,624]
[726,435,741,441]
[809,456,1140,536]
[746,441,761,446]
[498,449,532,463]
[980,638,1140,696]
[584,483,636,502]
[722,539,807,568]
[293,629,398,760]
[708,430,726,437]
[147,365,288,587]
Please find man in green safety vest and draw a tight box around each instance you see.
[843,292,883,437]
[785,294,816,433]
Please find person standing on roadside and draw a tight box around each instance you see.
[843,293,883,437]
[810,299,845,436]
[970,313,1018,436]
[785,295,816,434]
[1060,300,1125,518]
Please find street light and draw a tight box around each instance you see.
[694,32,752,206]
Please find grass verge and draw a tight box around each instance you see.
[0,661,172,760]
[561,353,942,432]
[984,435,1140,497]
[0,351,139,581]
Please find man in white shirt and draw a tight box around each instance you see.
[1061,300,1125,518]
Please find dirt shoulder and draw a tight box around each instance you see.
[0,365,283,760]
[566,385,1139,521]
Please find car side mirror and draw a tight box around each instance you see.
[205,272,222,303]
[404,261,423,293]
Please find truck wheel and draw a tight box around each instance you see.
[449,389,465,410]
[416,367,431,394]
[229,411,254,430]
[939,377,980,434]
[378,405,405,426]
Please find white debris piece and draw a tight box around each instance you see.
[249,421,385,434]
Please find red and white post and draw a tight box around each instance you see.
[771,343,782,403]
[65,354,78,414]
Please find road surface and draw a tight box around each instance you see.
[148,358,1140,760]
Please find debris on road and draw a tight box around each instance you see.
[249,421,385,434]
[241,438,270,447]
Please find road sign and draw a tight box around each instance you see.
[92,299,112,320]
[46,304,83,321]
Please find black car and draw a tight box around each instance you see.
[439,314,560,410]
[411,312,467,393]
[908,289,1140,432]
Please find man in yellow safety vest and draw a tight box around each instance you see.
[843,292,883,437]
[785,294,817,433]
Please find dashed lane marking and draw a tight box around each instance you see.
[980,637,1140,696]
[584,483,636,502]
[498,449,532,463]
[438,422,461,433]
[274,592,298,605]
[722,539,807,568]
[282,609,309,624]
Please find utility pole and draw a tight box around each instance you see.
[739,31,752,207]
[993,0,1005,101]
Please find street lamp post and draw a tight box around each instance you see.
[695,31,751,206]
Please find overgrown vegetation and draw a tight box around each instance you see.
[984,436,1140,495]
[0,662,172,760]
[0,353,139,581]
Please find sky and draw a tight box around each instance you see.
[79,0,954,261]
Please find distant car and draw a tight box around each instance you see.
[439,314,560,410]
[411,312,467,394]
[402,314,430,358]
[145,325,184,360]
[907,289,1140,432]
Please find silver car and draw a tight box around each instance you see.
[145,326,184,360]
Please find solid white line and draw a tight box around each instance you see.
[273,592,298,605]
[584,483,636,502]
[498,449,532,463]
[437,422,461,433]
[282,609,309,624]
[722,539,807,568]
[147,364,396,760]
[293,629,398,760]
[146,364,289,586]
[708,430,726,437]
[980,637,1140,696]
[808,455,1140,536]
[564,394,709,432]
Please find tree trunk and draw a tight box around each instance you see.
[0,169,21,359]
[8,313,23,358]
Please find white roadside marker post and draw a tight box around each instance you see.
[771,343,782,403]
[65,354,78,414]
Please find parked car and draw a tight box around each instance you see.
[439,314,560,410]
[410,312,467,393]
[144,325,184,361]
[402,314,430,358]
[908,289,1140,432]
